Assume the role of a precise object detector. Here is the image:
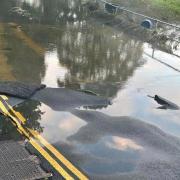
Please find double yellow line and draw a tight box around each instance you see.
[0,95,88,180]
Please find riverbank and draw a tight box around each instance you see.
[112,0,180,22]
[153,0,180,15]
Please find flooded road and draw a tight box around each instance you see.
[0,0,180,179]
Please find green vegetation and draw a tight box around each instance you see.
[152,0,180,15]
[112,0,180,21]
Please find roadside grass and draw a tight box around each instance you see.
[152,0,180,15]
[112,0,180,21]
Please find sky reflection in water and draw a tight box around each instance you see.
[0,0,180,177]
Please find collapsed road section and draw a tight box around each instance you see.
[0,81,110,179]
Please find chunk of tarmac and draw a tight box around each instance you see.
[0,81,46,99]
[148,95,179,110]
[2,88,110,112]
[32,87,110,111]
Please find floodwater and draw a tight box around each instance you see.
[0,0,180,179]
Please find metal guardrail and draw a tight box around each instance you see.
[98,0,180,30]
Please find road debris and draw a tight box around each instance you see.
[148,95,179,110]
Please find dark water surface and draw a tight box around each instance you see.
[0,0,180,178]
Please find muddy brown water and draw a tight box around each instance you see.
[0,0,180,179]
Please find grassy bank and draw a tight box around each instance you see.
[112,0,180,22]
[152,0,180,16]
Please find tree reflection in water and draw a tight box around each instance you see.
[15,100,44,133]
[3,0,145,97]
[0,0,145,134]
[57,23,144,97]
[0,100,44,139]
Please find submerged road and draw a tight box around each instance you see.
[0,13,180,179]
[0,95,88,179]
[2,92,180,179]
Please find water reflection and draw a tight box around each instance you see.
[0,0,87,24]
[15,100,44,132]
[75,135,141,175]
[106,136,143,151]
[0,0,179,136]
[0,115,22,141]
[0,0,180,178]
[57,23,144,97]
[14,101,142,175]
[19,21,144,96]
[100,46,180,137]
[38,103,87,142]
[42,50,68,87]
[0,0,144,97]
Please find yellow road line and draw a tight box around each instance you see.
[17,127,73,179]
[29,138,73,180]
[28,128,88,180]
[1,95,8,100]
[0,99,73,180]
[0,96,88,180]
[0,95,26,124]
[13,111,26,124]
